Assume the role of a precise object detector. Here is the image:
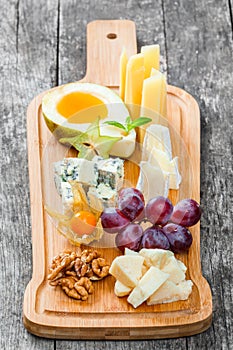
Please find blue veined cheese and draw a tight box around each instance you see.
[54,158,98,195]
[94,156,124,191]
[60,182,74,213]
[54,156,125,210]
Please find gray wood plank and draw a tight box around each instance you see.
[163,0,233,349]
[0,0,58,349]
[58,0,167,86]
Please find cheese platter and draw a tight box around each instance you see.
[23,20,212,339]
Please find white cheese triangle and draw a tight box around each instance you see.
[127,266,169,308]
[142,124,172,160]
[147,280,193,305]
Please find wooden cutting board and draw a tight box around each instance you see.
[23,20,212,339]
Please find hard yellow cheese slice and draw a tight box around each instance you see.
[119,49,128,101]
[127,266,169,308]
[124,53,145,119]
[109,255,145,288]
[141,69,167,121]
[141,44,160,78]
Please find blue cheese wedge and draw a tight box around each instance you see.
[54,156,124,210]
[54,158,98,195]
[95,156,124,191]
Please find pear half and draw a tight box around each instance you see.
[42,82,136,158]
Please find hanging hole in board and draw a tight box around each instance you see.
[107,33,117,39]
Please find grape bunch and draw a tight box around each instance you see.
[100,188,202,254]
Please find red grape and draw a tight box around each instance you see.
[170,199,201,227]
[115,223,143,252]
[101,207,130,234]
[118,187,145,204]
[118,194,144,221]
[141,226,170,250]
[163,223,193,253]
[145,196,173,225]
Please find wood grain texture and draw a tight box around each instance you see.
[24,79,212,339]
[1,0,232,349]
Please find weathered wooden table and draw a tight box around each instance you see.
[1,0,232,349]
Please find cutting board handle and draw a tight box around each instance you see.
[82,20,137,86]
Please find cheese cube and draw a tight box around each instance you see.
[139,248,174,269]
[161,256,186,284]
[114,280,132,297]
[127,267,169,308]
[109,255,145,288]
[96,157,124,191]
[147,280,193,305]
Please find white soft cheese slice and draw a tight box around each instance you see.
[161,256,186,284]
[109,255,145,288]
[142,124,172,161]
[139,248,174,269]
[136,161,169,202]
[127,266,169,308]
[148,148,182,190]
[147,280,193,305]
[114,280,132,297]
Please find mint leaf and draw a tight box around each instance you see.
[127,117,152,131]
[104,120,126,131]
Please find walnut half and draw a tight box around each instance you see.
[48,248,110,301]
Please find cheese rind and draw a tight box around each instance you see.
[109,255,145,288]
[127,266,169,308]
[147,280,193,305]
